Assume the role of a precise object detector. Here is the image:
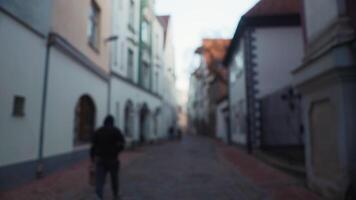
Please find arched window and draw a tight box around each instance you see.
[74,95,96,145]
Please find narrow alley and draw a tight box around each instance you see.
[1,0,355,199]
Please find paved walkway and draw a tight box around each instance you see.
[0,135,323,200]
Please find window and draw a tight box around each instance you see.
[127,49,134,80]
[128,0,135,32]
[230,71,236,83]
[13,96,25,117]
[155,72,159,93]
[142,62,150,89]
[142,20,150,44]
[234,51,244,71]
[155,34,159,55]
[88,0,100,50]
[121,42,125,69]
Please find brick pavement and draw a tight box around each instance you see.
[0,150,143,200]
[0,135,324,200]
[217,140,323,200]
[119,135,262,200]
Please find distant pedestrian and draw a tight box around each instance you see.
[177,128,182,140]
[169,126,175,140]
[90,115,126,200]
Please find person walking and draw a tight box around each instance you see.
[90,115,126,200]
[177,128,183,140]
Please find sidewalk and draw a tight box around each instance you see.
[0,149,144,200]
[216,140,323,200]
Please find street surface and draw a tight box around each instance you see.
[0,135,322,200]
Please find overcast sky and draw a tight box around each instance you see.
[155,0,259,104]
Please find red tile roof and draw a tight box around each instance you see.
[200,39,230,85]
[224,0,302,67]
[195,39,231,102]
[245,0,301,17]
[202,39,231,71]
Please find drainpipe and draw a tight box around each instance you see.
[37,34,54,178]
[227,66,232,145]
[137,0,144,86]
[107,69,112,115]
[149,20,153,92]
[105,35,119,115]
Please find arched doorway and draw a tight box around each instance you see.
[74,95,96,145]
[154,108,161,137]
[124,100,134,137]
[139,103,150,144]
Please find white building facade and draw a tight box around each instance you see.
[226,38,247,145]
[109,0,177,145]
[0,1,50,173]
[224,0,304,150]
[187,62,210,135]
[0,0,177,190]
[294,0,356,198]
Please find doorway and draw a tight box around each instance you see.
[139,104,150,144]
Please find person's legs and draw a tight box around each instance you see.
[109,160,120,199]
[95,161,107,199]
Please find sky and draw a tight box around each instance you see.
[155,0,259,105]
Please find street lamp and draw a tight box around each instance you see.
[105,35,119,43]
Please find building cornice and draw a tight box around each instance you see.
[0,7,46,38]
[295,67,356,94]
[295,17,356,74]
[49,33,110,82]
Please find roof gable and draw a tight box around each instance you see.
[157,15,170,46]
[245,0,301,17]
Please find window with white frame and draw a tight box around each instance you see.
[155,34,159,56]
[155,71,159,93]
[142,61,150,89]
[142,20,150,45]
[128,0,135,32]
[127,49,134,81]
[88,0,100,50]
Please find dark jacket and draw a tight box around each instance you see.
[90,126,125,161]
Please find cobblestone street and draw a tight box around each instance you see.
[0,135,322,200]
[120,136,263,200]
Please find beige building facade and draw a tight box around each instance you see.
[52,0,111,72]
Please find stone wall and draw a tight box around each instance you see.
[260,87,304,147]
